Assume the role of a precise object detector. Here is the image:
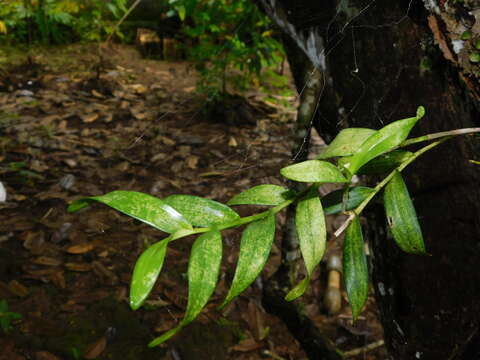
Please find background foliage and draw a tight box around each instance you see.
[0,0,286,99]
[165,0,285,98]
[0,0,127,44]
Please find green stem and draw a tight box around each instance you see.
[400,128,480,147]
[169,185,314,242]
[169,130,461,243]
[334,137,449,237]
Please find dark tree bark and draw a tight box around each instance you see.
[261,0,480,359]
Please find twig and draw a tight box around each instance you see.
[106,0,142,43]
[401,127,480,147]
[263,350,287,360]
[343,340,385,357]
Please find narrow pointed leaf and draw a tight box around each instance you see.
[357,150,414,175]
[341,106,425,175]
[222,215,276,306]
[149,230,223,347]
[317,128,376,159]
[285,276,310,301]
[130,237,170,310]
[164,195,239,227]
[68,191,192,233]
[296,187,326,278]
[280,160,348,183]
[148,327,182,347]
[184,230,222,322]
[322,187,375,215]
[384,171,425,254]
[343,217,368,320]
[228,185,294,206]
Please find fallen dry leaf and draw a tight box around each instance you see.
[8,280,29,297]
[80,113,99,123]
[83,337,107,359]
[64,262,92,272]
[186,155,199,169]
[35,351,62,360]
[65,242,94,254]
[32,256,63,266]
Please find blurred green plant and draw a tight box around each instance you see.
[0,0,127,44]
[166,0,285,100]
[69,106,480,346]
[0,299,22,333]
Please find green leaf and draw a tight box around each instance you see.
[317,128,376,159]
[384,171,425,254]
[130,237,170,310]
[341,107,425,175]
[285,276,310,301]
[290,187,326,299]
[357,150,414,175]
[149,231,223,347]
[164,195,240,227]
[322,187,375,215]
[222,215,276,306]
[343,216,368,321]
[149,327,182,347]
[280,160,348,183]
[228,185,293,206]
[68,191,192,233]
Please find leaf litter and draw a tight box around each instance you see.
[0,43,385,359]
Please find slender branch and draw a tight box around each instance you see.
[334,137,450,237]
[106,0,142,43]
[168,186,312,243]
[342,340,385,358]
[263,350,287,360]
[401,127,480,147]
[167,127,478,244]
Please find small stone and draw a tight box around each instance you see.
[59,174,75,190]
[0,181,6,202]
[16,89,34,97]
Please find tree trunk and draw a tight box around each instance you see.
[261,0,480,359]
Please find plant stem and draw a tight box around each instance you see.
[334,137,450,237]
[401,128,480,147]
[169,186,314,242]
[170,130,465,242]
[106,0,141,43]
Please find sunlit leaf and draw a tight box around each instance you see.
[228,185,293,206]
[149,231,222,347]
[341,106,425,175]
[68,191,192,233]
[317,128,376,159]
[322,187,375,215]
[288,187,325,299]
[357,150,414,175]
[0,21,7,34]
[343,216,368,320]
[384,171,425,254]
[222,215,276,306]
[164,195,239,227]
[130,237,170,310]
[280,160,348,183]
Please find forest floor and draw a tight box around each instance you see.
[0,43,387,360]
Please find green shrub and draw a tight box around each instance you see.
[166,0,285,99]
[0,0,127,44]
